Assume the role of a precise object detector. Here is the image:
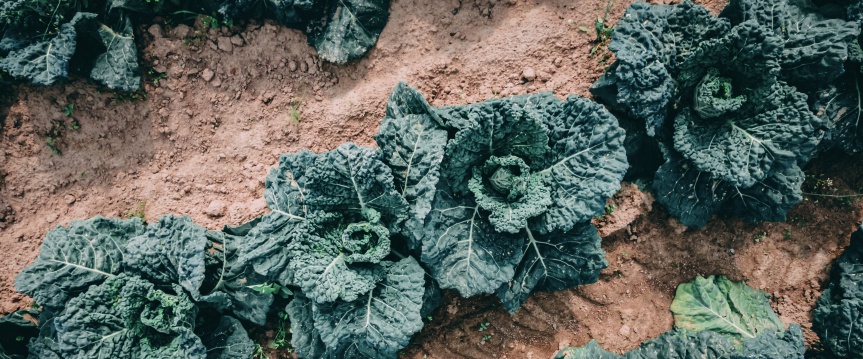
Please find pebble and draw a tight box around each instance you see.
[171,24,193,39]
[217,37,234,53]
[522,67,536,81]
[206,200,227,217]
[64,195,76,204]
[288,60,298,72]
[147,24,163,38]
[202,68,215,82]
[619,324,631,336]
[230,35,244,46]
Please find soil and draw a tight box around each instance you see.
[1,0,861,358]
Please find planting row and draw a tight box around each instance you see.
[0,0,389,91]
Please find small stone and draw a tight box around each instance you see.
[206,200,227,217]
[288,60,298,72]
[630,235,638,242]
[171,24,193,39]
[522,67,536,81]
[147,24,163,38]
[64,194,76,204]
[217,37,234,53]
[230,35,244,46]
[46,213,58,224]
[619,324,631,337]
[553,57,563,67]
[201,68,215,82]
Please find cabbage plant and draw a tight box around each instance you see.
[14,216,263,358]
[384,84,629,312]
[236,141,428,358]
[555,276,805,359]
[591,0,858,227]
[813,224,863,359]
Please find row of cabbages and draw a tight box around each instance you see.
[6,0,863,357]
[4,81,629,358]
[0,0,389,91]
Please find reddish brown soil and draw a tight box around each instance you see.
[2,0,859,358]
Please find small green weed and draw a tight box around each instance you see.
[113,91,147,103]
[784,229,792,239]
[125,201,147,221]
[482,334,492,342]
[63,103,74,117]
[148,68,167,85]
[288,98,302,124]
[753,233,766,242]
[591,0,616,54]
[247,282,293,298]
[268,311,293,352]
[478,321,490,332]
[45,120,64,155]
[252,344,267,359]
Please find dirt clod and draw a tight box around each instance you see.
[522,67,536,81]
[205,200,227,217]
[217,37,234,53]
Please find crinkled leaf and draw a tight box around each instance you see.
[535,95,628,233]
[54,274,206,358]
[720,0,860,90]
[305,0,389,64]
[288,215,387,303]
[423,180,523,297]
[814,69,863,154]
[196,316,254,359]
[442,96,550,195]
[718,163,804,223]
[554,340,620,359]
[622,329,734,359]
[265,150,314,220]
[497,223,607,313]
[730,324,805,359]
[469,155,552,234]
[0,20,77,86]
[375,83,447,246]
[237,212,306,286]
[653,154,803,227]
[124,215,209,297]
[302,142,409,225]
[670,275,784,343]
[591,1,730,136]
[652,154,728,227]
[814,293,863,359]
[27,313,62,359]
[200,229,274,326]
[88,16,141,91]
[672,21,819,187]
[286,295,327,359]
[813,224,863,359]
[14,216,145,309]
[314,257,424,358]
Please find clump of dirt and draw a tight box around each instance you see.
[0,0,858,357]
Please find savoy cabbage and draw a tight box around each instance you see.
[0,1,146,90]
[385,84,628,312]
[236,141,430,358]
[0,0,390,89]
[813,224,863,359]
[591,0,848,226]
[14,215,267,359]
[555,276,805,359]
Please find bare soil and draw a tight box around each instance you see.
[2,0,861,358]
